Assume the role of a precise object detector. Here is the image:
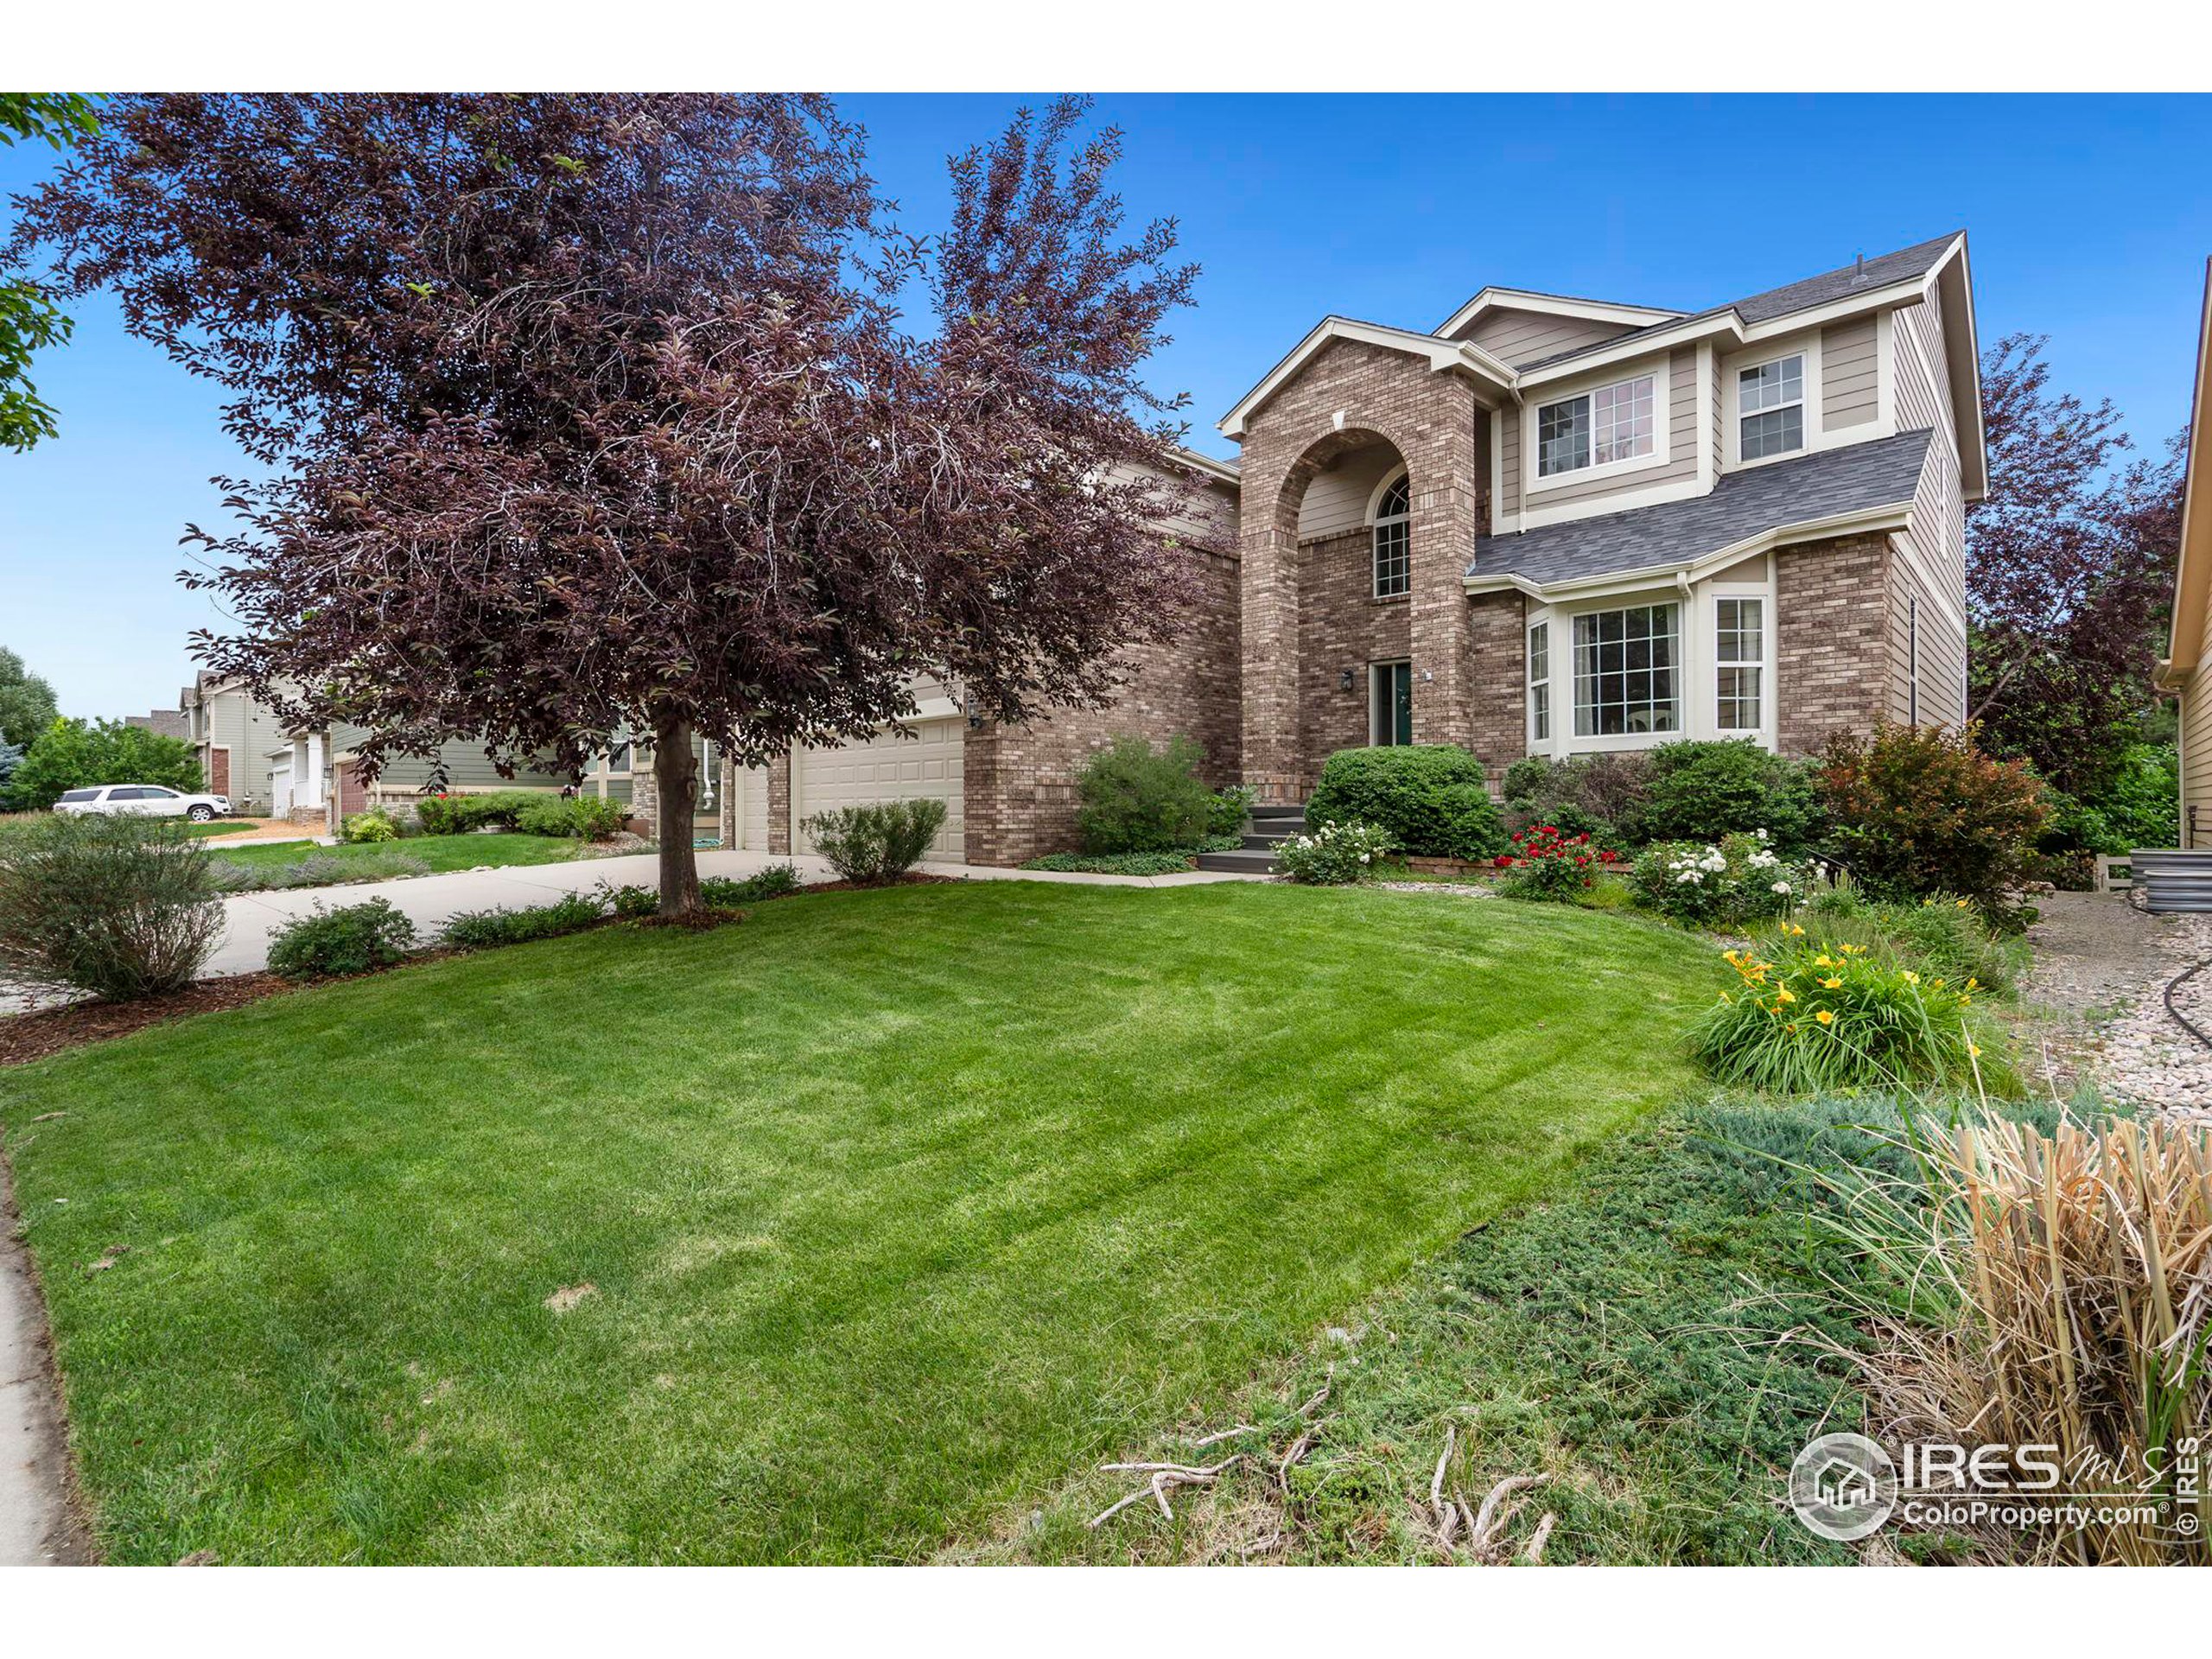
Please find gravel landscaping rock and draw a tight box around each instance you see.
[2022,892,2212,1118]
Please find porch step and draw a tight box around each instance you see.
[1193,847,1282,874]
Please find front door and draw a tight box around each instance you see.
[1370,661,1413,747]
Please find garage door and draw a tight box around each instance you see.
[793,717,964,862]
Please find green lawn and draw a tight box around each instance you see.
[208,830,605,881]
[0,880,1719,1563]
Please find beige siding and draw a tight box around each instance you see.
[1883,436,1969,730]
[1893,289,1955,441]
[1821,316,1880,429]
[1462,308,1632,366]
[1499,409,1521,524]
[201,688,291,813]
[333,726,574,793]
[1296,443,1402,540]
[2185,581,2212,843]
[1521,349,1699,513]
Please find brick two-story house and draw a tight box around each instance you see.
[715,232,1984,868]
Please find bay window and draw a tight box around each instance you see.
[1714,597,1764,733]
[1573,604,1680,736]
[1528,621,1551,742]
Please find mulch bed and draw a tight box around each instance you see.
[0,974,301,1068]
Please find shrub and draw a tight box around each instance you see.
[264,898,417,979]
[0,814,223,1000]
[340,807,400,843]
[1631,740,1818,849]
[413,790,548,836]
[1,715,204,811]
[1497,823,1619,902]
[442,892,608,949]
[1206,784,1257,840]
[1020,850,1194,875]
[603,881,658,920]
[1073,735,1217,854]
[1306,746,1505,860]
[1630,830,1805,927]
[700,865,802,909]
[1691,938,2013,1094]
[515,795,628,841]
[1274,819,1395,885]
[1499,751,1653,843]
[802,799,947,885]
[1814,722,2046,904]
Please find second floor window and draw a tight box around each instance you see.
[1373,474,1410,597]
[1738,353,1805,461]
[1537,373,1656,479]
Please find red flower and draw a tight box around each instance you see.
[1493,854,1514,868]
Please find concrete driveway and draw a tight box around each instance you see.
[208,847,1254,978]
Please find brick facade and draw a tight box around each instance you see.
[1463,589,1529,768]
[1231,339,1492,799]
[1776,531,1896,757]
[962,544,1243,868]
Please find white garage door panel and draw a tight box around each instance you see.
[794,719,964,861]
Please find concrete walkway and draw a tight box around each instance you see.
[207,848,1257,978]
[1,1160,86,1565]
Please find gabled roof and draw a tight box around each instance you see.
[1217,316,1516,439]
[1466,429,1934,593]
[1433,285,1683,341]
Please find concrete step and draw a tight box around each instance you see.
[1249,803,1306,821]
[1242,826,1304,849]
[1193,848,1281,874]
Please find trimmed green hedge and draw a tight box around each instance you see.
[1306,746,1504,861]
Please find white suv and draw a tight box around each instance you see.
[54,784,233,823]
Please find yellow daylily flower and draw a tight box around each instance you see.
[1775,987,1796,1004]
[1821,976,1843,989]
[1815,1009,1834,1026]
[1902,970,1919,984]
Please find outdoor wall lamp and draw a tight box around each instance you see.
[1339,669,1357,693]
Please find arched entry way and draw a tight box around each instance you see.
[1242,427,1416,799]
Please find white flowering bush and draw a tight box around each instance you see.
[1630,829,1807,926]
[1274,819,1395,885]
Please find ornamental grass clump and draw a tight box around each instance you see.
[1494,823,1618,902]
[1691,937,2015,1094]
[1630,830,1804,927]
[1821,1110,2211,1564]
[1274,820,1394,885]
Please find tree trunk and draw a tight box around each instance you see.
[653,711,702,916]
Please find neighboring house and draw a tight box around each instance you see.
[123,709,190,741]
[181,671,294,814]
[2156,258,2212,849]
[719,233,1984,868]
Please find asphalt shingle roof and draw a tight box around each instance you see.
[1516,233,1962,372]
[1468,429,1934,588]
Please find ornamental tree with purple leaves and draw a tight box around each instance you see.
[7,94,1211,912]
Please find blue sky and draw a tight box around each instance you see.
[4,92,2209,720]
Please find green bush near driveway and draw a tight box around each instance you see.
[802,799,946,885]
[1306,746,1504,861]
[0,880,1716,1564]
[0,812,222,1000]
[1074,734,1219,854]
[266,898,419,979]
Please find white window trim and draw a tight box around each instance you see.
[1522,558,1778,760]
[1368,465,1412,600]
[1525,362,1671,498]
[1732,347,1810,467]
[1712,593,1770,740]
[1525,620,1552,747]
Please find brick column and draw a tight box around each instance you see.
[1237,500,1303,803]
[1408,389,1485,751]
[1777,533,1894,756]
[766,754,792,854]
